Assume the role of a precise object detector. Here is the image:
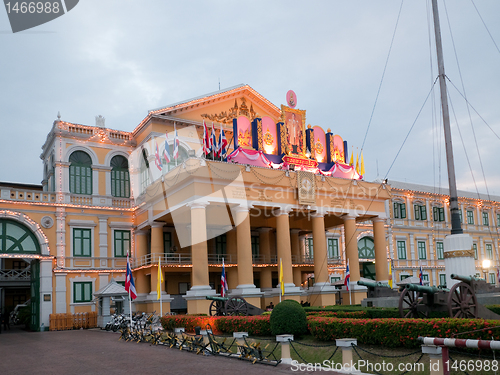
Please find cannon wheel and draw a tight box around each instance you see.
[399,288,428,318]
[209,300,225,316]
[224,297,248,316]
[448,282,478,318]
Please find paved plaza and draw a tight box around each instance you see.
[0,328,326,375]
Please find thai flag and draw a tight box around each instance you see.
[218,127,228,159]
[173,128,179,160]
[344,259,350,291]
[154,140,162,171]
[125,253,137,300]
[163,132,170,163]
[419,266,424,285]
[202,120,210,156]
[210,124,217,154]
[221,258,228,297]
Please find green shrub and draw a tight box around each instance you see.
[308,316,500,348]
[270,299,307,337]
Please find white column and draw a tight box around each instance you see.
[39,259,53,330]
[56,207,66,267]
[98,216,108,258]
[55,273,67,313]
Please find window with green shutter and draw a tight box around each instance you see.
[73,282,92,303]
[111,155,130,198]
[251,235,259,257]
[397,241,406,259]
[215,234,227,255]
[439,274,446,287]
[436,241,444,259]
[486,243,493,259]
[114,230,130,257]
[69,151,92,195]
[73,228,91,257]
[307,238,314,259]
[327,238,339,258]
[473,243,478,260]
[394,202,406,219]
[433,207,445,222]
[467,210,474,224]
[482,212,489,226]
[418,241,427,260]
[414,204,427,220]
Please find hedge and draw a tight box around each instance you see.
[308,316,500,348]
[161,315,272,336]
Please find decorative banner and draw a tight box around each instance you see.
[313,126,327,163]
[281,105,306,156]
[332,135,345,163]
[283,155,318,168]
[235,116,252,148]
[261,116,278,155]
[297,170,316,205]
[286,90,297,109]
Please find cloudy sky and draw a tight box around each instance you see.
[1,0,499,197]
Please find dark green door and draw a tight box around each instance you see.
[30,260,40,331]
[362,263,376,280]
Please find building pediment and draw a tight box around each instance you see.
[135,85,281,135]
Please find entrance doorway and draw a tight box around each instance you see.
[358,237,375,280]
[0,219,41,331]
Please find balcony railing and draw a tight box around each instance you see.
[62,257,128,269]
[298,256,342,265]
[393,259,446,270]
[134,253,193,268]
[0,267,31,280]
[0,188,56,203]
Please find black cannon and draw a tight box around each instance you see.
[205,296,264,316]
[399,274,500,319]
[357,280,399,298]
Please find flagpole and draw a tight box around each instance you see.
[220,122,223,161]
[159,256,163,318]
[174,122,178,167]
[128,252,133,327]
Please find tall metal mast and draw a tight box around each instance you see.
[431,0,463,235]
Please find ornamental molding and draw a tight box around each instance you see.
[443,249,475,259]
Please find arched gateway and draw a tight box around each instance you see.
[0,212,52,331]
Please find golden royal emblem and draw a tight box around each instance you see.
[238,130,252,147]
[314,138,324,155]
[263,129,274,146]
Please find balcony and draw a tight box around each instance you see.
[0,187,56,203]
[0,267,31,287]
[62,257,128,270]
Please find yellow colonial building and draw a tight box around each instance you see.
[1,84,497,330]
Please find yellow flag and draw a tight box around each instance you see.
[157,258,163,300]
[279,259,284,296]
[360,151,365,176]
[349,149,353,166]
[388,261,393,288]
[355,153,359,174]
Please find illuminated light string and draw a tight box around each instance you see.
[53,269,126,273]
[0,254,54,260]
[0,198,135,211]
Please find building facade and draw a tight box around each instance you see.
[1,84,497,330]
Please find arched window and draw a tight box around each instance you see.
[0,219,40,254]
[69,151,92,195]
[110,155,130,198]
[358,237,375,259]
[162,144,189,173]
